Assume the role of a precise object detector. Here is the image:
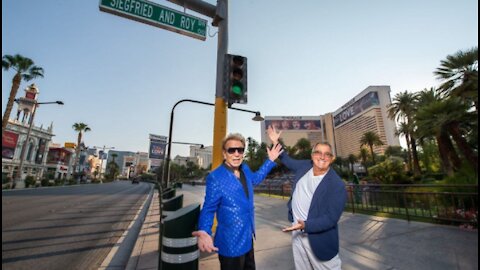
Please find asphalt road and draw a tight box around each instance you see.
[2,181,152,270]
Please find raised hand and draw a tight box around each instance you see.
[267,142,284,161]
[267,125,282,145]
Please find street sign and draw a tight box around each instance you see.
[99,0,207,41]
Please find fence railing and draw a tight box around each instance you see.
[254,182,478,227]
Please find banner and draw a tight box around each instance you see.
[149,140,166,160]
[2,131,19,159]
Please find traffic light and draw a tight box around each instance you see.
[224,54,247,106]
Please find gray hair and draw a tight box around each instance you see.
[312,142,333,152]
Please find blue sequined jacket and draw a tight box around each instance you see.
[198,160,276,257]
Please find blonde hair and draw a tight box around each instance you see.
[222,133,246,150]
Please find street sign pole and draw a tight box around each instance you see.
[166,0,228,169]
[212,0,228,169]
[100,0,229,168]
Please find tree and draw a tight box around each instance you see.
[420,97,477,173]
[416,98,462,176]
[294,138,312,159]
[396,122,413,173]
[417,138,442,173]
[2,54,44,133]
[384,146,405,158]
[245,137,268,172]
[388,91,421,176]
[72,123,91,177]
[360,131,384,164]
[358,147,370,175]
[105,160,120,181]
[434,47,478,111]
[347,154,358,176]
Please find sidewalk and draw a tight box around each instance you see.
[126,189,160,270]
[127,185,478,270]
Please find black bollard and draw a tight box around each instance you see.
[161,204,200,270]
[162,188,176,200]
[162,194,184,212]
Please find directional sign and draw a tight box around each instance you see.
[99,0,207,41]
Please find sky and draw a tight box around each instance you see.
[2,0,478,158]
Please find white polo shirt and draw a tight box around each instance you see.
[292,168,327,223]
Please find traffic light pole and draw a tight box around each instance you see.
[212,0,228,169]
[166,0,228,170]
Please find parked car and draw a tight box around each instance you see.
[132,178,140,184]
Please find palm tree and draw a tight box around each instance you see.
[106,153,120,180]
[434,47,478,111]
[388,91,421,176]
[360,131,384,164]
[294,138,312,159]
[415,98,464,176]
[358,147,370,175]
[333,156,345,170]
[72,123,91,177]
[2,54,44,133]
[347,154,358,176]
[440,98,477,172]
[384,146,404,158]
[396,122,413,173]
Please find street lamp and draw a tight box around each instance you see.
[12,100,64,188]
[93,145,115,183]
[172,141,205,148]
[162,98,263,188]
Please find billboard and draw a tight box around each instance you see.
[2,131,19,159]
[264,118,321,131]
[333,91,380,127]
[64,142,77,149]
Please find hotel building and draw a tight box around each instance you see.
[261,86,400,158]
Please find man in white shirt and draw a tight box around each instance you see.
[268,125,347,270]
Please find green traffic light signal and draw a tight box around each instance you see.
[224,54,247,105]
[232,82,243,95]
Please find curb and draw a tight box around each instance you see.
[125,189,160,270]
[99,185,154,269]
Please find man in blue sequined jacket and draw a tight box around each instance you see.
[192,133,283,270]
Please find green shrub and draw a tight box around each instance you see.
[24,176,36,188]
[368,157,409,184]
[2,173,9,184]
[444,163,477,186]
[41,178,50,187]
[3,176,11,185]
[55,178,64,186]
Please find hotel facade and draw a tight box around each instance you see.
[261,86,400,158]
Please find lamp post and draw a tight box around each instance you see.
[162,98,263,188]
[12,100,64,188]
[93,145,115,183]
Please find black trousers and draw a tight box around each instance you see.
[218,248,255,270]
